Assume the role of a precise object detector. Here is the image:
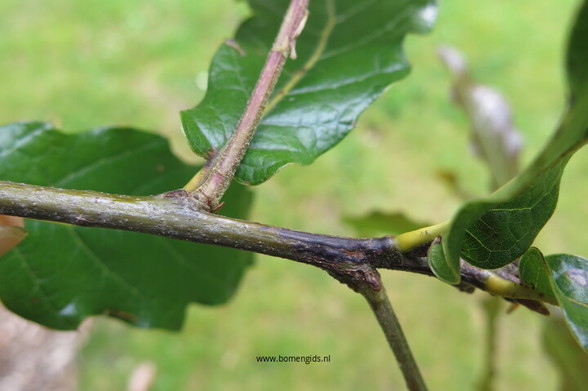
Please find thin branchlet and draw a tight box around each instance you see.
[0,180,553,308]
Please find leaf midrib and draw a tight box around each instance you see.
[263,0,336,115]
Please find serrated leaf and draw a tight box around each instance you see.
[439,3,588,283]
[181,0,437,184]
[344,211,429,237]
[519,247,555,299]
[544,254,588,351]
[0,122,253,330]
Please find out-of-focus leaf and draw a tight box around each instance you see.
[0,122,253,330]
[436,3,588,283]
[542,315,588,388]
[181,0,437,185]
[0,215,26,258]
[567,1,588,97]
[544,254,588,351]
[438,45,522,189]
[435,170,475,200]
[344,211,430,237]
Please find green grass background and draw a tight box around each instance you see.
[1,0,586,390]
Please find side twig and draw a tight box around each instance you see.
[353,270,428,391]
[185,0,309,211]
[477,297,501,391]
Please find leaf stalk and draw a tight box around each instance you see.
[396,221,450,252]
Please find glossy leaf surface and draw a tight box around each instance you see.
[181,0,437,184]
[517,248,587,351]
[0,122,253,330]
[545,254,588,351]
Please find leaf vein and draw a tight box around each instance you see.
[66,227,142,299]
[264,0,337,114]
[159,240,229,291]
[55,139,162,188]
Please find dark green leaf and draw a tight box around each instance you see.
[344,211,430,237]
[566,1,588,98]
[519,247,555,299]
[427,241,458,283]
[517,249,587,351]
[181,0,437,184]
[0,122,253,330]
[439,4,588,283]
[544,254,588,351]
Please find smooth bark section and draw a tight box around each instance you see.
[187,0,309,209]
[0,180,556,307]
[477,297,501,391]
[0,181,402,273]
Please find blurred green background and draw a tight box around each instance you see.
[1,0,586,390]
